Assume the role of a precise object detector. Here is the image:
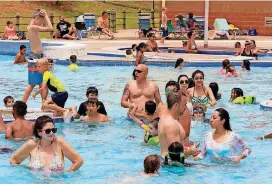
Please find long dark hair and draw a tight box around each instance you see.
[215,108,232,131]
[209,82,219,100]
[242,60,251,71]
[231,88,244,99]
[136,42,146,52]
[174,58,184,68]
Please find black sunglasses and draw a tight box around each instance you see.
[43,128,57,134]
[135,69,143,73]
[180,80,189,84]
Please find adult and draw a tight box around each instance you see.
[121,64,162,118]
[235,41,253,57]
[192,108,251,163]
[22,9,53,103]
[209,82,221,100]
[158,92,197,158]
[10,116,83,172]
[135,42,147,66]
[3,21,18,40]
[174,58,184,69]
[146,33,160,52]
[185,31,198,53]
[5,101,34,140]
[160,7,168,45]
[250,40,269,54]
[187,70,216,109]
[97,11,114,39]
[55,16,77,40]
[186,12,197,30]
[256,133,272,140]
[14,45,27,64]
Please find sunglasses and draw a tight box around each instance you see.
[135,69,143,73]
[194,77,204,81]
[43,128,57,134]
[180,80,189,84]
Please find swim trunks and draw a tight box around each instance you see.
[51,92,68,108]
[29,52,43,60]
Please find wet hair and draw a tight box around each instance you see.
[149,117,160,130]
[126,49,133,55]
[132,44,137,49]
[209,82,219,100]
[167,92,181,109]
[102,11,107,16]
[145,101,156,115]
[177,74,188,83]
[222,59,230,69]
[187,31,194,39]
[20,45,26,50]
[192,70,204,79]
[7,21,12,25]
[188,78,194,88]
[86,87,98,96]
[226,65,236,73]
[33,116,55,139]
[188,12,194,18]
[48,59,54,63]
[167,142,185,164]
[215,108,232,131]
[3,96,14,105]
[85,98,99,107]
[144,154,160,174]
[13,101,27,117]
[231,88,244,99]
[136,42,147,51]
[147,32,155,38]
[174,58,184,68]
[234,42,241,48]
[242,60,251,71]
[165,80,179,91]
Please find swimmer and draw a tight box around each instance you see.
[48,59,55,72]
[230,88,256,104]
[143,154,161,175]
[125,49,134,59]
[192,108,251,163]
[14,45,28,64]
[177,75,193,114]
[174,58,184,69]
[10,115,83,172]
[135,43,147,65]
[81,98,109,123]
[218,59,230,75]
[22,9,53,103]
[129,112,159,146]
[192,105,207,122]
[163,142,186,166]
[225,65,240,77]
[209,82,221,100]
[132,44,137,52]
[32,59,70,119]
[5,101,34,140]
[241,60,251,71]
[256,133,272,140]
[3,96,14,108]
[68,55,79,72]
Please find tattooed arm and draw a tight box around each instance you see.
[121,83,131,108]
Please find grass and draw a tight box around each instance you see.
[0,1,161,38]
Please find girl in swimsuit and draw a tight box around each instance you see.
[225,65,240,77]
[218,59,230,75]
[3,21,18,40]
[186,31,198,54]
[187,70,216,110]
[146,33,161,53]
[10,115,83,173]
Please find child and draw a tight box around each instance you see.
[132,44,137,52]
[5,101,34,139]
[143,154,161,175]
[218,59,230,74]
[32,59,70,119]
[14,45,28,64]
[3,96,14,108]
[241,60,251,71]
[48,59,55,72]
[81,98,109,123]
[225,65,240,77]
[125,49,134,59]
[230,88,256,104]
[68,55,79,72]
[164,142,185,166]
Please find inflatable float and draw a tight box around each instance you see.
[260,99,272,111]
[0,108,71,123]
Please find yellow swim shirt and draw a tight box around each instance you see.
[43,71,66,92]
[68,63,79,72]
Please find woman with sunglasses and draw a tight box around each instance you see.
[187,70,216,109]
[146,33,161,53]
[177,75,192,114]
[10,115,83,173]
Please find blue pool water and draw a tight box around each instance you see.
[0,55,272,183]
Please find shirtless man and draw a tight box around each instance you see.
[5,101,34,139]
[121,64,162,118]
[158,92,198,158]
[14,45,27,64]
[97,11,114,39]
[22,9,53,103]
[160,7,168,45]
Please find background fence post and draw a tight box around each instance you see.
[110,9,116,32]
[49,13,54,37]
[137,9,141,29]
[151,9,155,28]
[122,9,126,29]
[107,10,111,29]
[15,13,20,31]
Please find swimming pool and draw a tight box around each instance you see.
[0,55,271,183]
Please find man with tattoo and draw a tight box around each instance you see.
[121,64,162,118]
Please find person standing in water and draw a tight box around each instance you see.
[22,9,53,103]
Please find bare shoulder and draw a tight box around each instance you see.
[56,137,67,146]
[100,114,109,122]
[25,139,38,148]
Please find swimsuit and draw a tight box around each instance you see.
[191,87,210,107]
[68,63,79,72]
[232,96,256,104]
[143,125,159,146]
[241,48,253,57]
[30,142,64,172]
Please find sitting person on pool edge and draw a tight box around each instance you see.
[81,98,109,123]
[97,11,114,39]
[72,86,107,119]
[32,59,71,119]
[10,115,83,172]
[54,16,78,40]
[5,101,34,140]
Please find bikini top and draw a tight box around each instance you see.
[30,142,64,172]
[241,48,253,57]
[192,87,210,106]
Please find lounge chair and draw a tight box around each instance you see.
[167,19,184,39]
[137,13,160,38]
[209,18,232,40]
[81,13,107,39]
